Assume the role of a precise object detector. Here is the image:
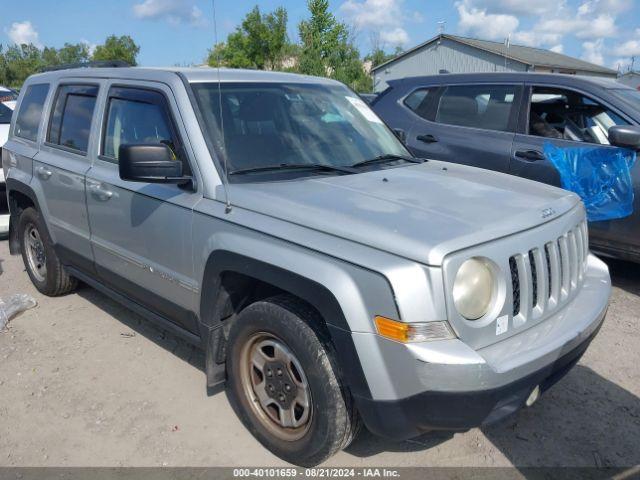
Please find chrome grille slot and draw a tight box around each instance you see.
[508,220,588,325]
[509,256,520,317]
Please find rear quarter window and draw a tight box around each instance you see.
[15,84,50,141]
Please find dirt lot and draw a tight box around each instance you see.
[0,240,639,469]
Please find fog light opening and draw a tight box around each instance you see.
[526,385,540,407]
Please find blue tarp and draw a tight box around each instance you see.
[544,142,636,222]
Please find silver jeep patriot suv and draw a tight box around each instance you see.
[2,67,611,466]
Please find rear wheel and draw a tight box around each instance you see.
[18,207,77,296]
[226,295,360,466]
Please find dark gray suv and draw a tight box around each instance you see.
[372,73,640,263]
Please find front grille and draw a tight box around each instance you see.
[508,220,588,321]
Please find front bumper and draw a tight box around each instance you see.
[352,254,610,440]
[356,317,602,439]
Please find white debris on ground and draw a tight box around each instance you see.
[0,294,37,331]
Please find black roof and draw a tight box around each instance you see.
[387,72,626,90]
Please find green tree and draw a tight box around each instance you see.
[207,6,291,70]
[1,43,43,88]
[298,0,371,92]
[58,42,91,64]
[92,35,140,66]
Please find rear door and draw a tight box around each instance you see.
[510,84,638,253]
[85,82,200,333]
[31,82,99,271]
[405,83,523,173]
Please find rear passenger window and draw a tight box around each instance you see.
[48,85,99,153]
[102,88,180,162]
[435,85,517,132]
[403,88,433,118]
[15,84,50,141]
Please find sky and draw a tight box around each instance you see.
[2,0,640,72]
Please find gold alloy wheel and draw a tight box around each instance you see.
[239,332,313,441]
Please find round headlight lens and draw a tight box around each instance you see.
[453,258,495,320]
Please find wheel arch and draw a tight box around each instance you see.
[199,249,379,399]
[5,178,44,255]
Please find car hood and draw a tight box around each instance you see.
[229,161,580,266]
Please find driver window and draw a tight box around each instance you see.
[528,87,629,145]
[102,88,187,175]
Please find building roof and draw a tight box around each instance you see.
[372,34,617,76]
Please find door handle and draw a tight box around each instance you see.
[36,166,52,179]
[416,134,438,144]
[89,183,114,201]
[514,150,546,162]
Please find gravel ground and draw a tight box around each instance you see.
[0,240,638,469]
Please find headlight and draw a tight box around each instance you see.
[453,257,495,320]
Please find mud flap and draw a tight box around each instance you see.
[205,324,227,392]
[8,213,20,255]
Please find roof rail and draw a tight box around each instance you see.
[40,60,131,73]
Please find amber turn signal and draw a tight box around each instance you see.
[374,316,456,343]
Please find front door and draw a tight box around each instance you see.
[85,83,200,333]
[510,85,639,255]
[405,83,522,173]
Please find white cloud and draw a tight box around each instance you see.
[550,44,564,53]
[340,0,412,47]
[461,0,560,16]
[582,39,605,65]
[6,20,41,47]
[613,39,640,57]
[133,0,206,26]
[535,14,616,40]
[456,3,519,40]
[381,27,410,45]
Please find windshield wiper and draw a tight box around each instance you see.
[351,154,425,168]
[229,163,357,176]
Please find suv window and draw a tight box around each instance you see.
[14,84,50,141]
[0,102,13,124]
[528,86,630,145]
[102,88,181,163]
[435,85,517,132]
[48,85,99,153]
[0,89,18,103]
[403,88,433,118]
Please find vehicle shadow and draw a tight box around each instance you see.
[604,257,640,296]
[75,286,206,373]
[346,366,640,470]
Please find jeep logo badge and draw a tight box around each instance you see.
[541,208,556,219]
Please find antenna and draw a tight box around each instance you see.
[212,0,232,214]
[504,34,510,71]
[437,21,446,35]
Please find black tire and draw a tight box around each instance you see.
[226,294,360,466]
[18,207,77,296]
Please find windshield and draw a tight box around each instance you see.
[191,82,408,180]
[611,88,640,109]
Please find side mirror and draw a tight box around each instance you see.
[393,128,407,143]
[608,125,640,150]
[119,144,191,184]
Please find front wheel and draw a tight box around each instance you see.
[226,295,360,466]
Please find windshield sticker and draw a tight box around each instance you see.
[346,96,383,124]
